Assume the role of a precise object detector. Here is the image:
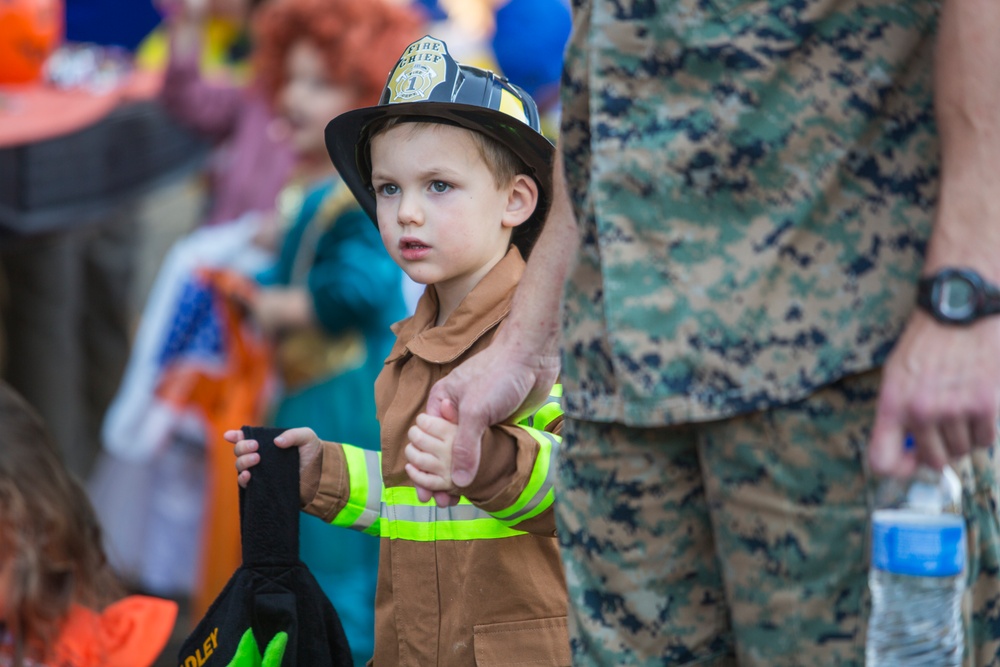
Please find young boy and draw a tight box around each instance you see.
[228,36,569,666]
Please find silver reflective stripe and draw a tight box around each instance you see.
[501,430,558,524]
[384,501,494,523]
[355,449,382,531]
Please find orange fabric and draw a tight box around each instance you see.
[0,68,163,148]
[52,596,178,667]
[154,268,274,623]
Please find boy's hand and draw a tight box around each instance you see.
[405,399,461,499]
[227,427,323,505]
[404,413,459,495]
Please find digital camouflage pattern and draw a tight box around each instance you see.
[555,1,1000,665]
[558,0,940,426]
[555,370,1000,666]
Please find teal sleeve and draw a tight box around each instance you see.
[308,211,406,335]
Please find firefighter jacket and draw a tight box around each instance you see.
[303,248,570,666]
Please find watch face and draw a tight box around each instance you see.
[936,274,978,321]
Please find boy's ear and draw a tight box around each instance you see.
[501,174,539,229]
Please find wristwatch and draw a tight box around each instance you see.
[916,268,1000,325]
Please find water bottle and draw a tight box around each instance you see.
[866,463,967,666]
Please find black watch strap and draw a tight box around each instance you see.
[917,268,1000,325]
[983,281,1000,315]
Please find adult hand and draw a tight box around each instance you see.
[419,332,560,504]
[416,147,576,505]
[869,311,1000,477]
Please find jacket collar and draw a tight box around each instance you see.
[387,247,525,365]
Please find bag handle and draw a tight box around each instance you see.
[238,426,300,565]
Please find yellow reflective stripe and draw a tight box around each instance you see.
[517,384,563,430]
[492,428,558,526]
[330,445,383,534]
[530,402,562,432]
[381,486,525,541]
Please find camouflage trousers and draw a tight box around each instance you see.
[555,369,1000,666]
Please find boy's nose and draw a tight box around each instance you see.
[397,193,423,226]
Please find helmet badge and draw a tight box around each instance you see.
[388,35,450,104]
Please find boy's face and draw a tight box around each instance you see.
[370,123,535,307]
[279,40,360,162]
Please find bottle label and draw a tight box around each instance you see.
[872,510,966,577]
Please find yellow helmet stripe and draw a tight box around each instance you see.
[498,88,529,124]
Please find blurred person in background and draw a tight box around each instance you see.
[87,0,288,620]
[137,0,257,82]
[92,1,422,663]
[151,0,296,232]
[0,0,140,483]
[0,380,177,667]
[245,1,421,660]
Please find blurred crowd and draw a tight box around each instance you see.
[0,0,570,664]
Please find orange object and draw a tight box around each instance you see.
[51,596,178,667]
[0,0,64,85]
[154,268,275,622]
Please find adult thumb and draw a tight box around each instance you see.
[440,398,459,424]
[869,413,906,477]
[451,418,484,488]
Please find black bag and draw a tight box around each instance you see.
[178,426,353,667]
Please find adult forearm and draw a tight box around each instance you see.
[496,150,579,360]
[928,0,1000,279]
[869,0,1000,476]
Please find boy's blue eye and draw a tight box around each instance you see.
[431,181,450,193]
[377,183,399,196]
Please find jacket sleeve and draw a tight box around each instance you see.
[302,441,383,537]
[159,34,244,141]
[460,384,563,537]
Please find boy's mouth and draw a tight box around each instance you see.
[399,238,431,260]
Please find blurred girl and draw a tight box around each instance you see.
[0,382,176,667]
[215,1,423,664]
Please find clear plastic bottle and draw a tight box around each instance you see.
[866,464,967,666]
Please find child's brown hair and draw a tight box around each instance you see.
[252,0,424,108]
[368,117,530,192]
[0,382,122,664]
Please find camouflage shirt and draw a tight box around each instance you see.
[558,0,941,426]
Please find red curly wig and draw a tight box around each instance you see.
[252,0,425,109]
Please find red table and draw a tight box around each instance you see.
[0,70,207,236]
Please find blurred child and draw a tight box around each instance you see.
[154,0,295,230]
[138,0,261,81]
[239,1,422,663]
[0,382,177,667]
[96,4,421,664]
[229,35,569,666]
